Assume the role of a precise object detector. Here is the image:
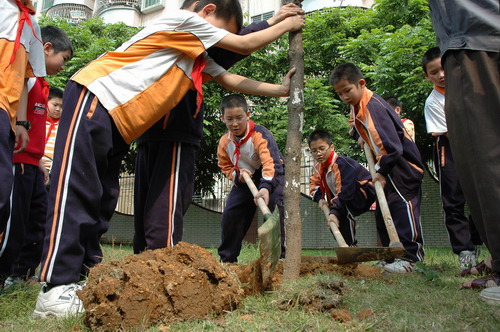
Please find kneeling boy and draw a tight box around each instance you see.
[308,129,375,246]
[217,94,285,262]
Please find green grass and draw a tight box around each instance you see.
[1,245,499,332]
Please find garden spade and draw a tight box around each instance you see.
[363,143,406,257]
[242,172,281,290]
[320,204,404,264]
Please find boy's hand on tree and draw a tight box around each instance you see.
[283,13,305,32]
[267,3,305,26]
[255,188,270,206]
[281,67,296,96]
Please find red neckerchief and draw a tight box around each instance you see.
[191,54,206,118]
[319,151,335,203]
[8,0,42,68]
[434,85,445,95]
[233,120,255,172]
[45,116,60,145]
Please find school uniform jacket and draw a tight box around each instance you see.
[43,116,60,171]
[309,152,373,216]
[350,88,424,198]
[217,122,284,193]
[71,10,229,144]
[13,77,49,166]
[0,0,45,130]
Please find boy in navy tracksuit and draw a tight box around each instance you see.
[217,94,285,263]
[330,63,425,273]
[133,2,303,253]
[308,129,375,246]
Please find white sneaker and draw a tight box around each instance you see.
[383,258,415,274]
[374,260,387,267]
[3,277,23,290]
[480,286,500,306]
[459,250,476,270]
[32,283,85,318]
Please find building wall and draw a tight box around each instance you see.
[104,171,453,249]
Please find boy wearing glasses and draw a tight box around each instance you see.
[308,129,375,246]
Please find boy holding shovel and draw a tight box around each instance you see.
[330,63,425,273]
[217,94,286,263]
[308,129,375,246]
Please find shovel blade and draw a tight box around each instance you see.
[335,246,406,264]
[258,209,281,288]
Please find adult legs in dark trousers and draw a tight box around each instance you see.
[133,141,196,253]
[434,135,482,263]
[0,111,14,282]
[443,51,500,277]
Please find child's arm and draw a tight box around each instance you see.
[214,68,295,97]
[215,15,305,55]
[309,166,323,202]
[14,81,29,154]
[217,138,236,182]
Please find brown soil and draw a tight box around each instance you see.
[357,309,375,320]
[79,242,243,331]
[331,309,353,322]
[80,245,384,331]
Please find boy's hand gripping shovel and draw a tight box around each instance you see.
[363,143,406,256]
[241,172,281,290]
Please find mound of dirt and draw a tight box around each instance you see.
[79,242,243,331]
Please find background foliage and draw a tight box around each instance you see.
[40,0,438,195]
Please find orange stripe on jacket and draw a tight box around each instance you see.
[109,67,193,143]
[40,89,88,281]
[72,31,206,87]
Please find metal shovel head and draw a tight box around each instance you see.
[258,208,281,288]
[335,246,406,264]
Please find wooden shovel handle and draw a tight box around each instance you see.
[242,172,272,215]
[363,143,402,246]
[321,204,349,248]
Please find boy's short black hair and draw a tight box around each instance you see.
[220,94,248,114]
[384,96,402,110]
[180,0,197,9]
[421,47,441,74]
[194,0,243,32]
[307,129,332,146]
[41,25,73,58]
[329,63,364,85]
[49,86,63,100]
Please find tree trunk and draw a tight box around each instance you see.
[282,0,304,281]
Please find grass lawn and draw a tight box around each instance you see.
[0,244,498,331]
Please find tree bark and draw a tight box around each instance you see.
[282,0,304,281]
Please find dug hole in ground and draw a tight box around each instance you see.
[79,242,383,331]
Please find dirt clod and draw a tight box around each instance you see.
[79,242,243,331]
[331,309,353,322]
[357,309,375,320]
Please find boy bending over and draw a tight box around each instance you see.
[308,129,375,246]
[217,94,285,262]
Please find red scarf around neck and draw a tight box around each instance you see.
[319,151,335,202]
[233,120,255,172]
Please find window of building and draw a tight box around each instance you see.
[141,0,164,13]
[42,0,54,11]
[251,11,274,23]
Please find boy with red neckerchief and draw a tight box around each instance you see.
[308,129,375,246]
[330,63,425,273]
[422,47,481,272]
[217,94,285,262]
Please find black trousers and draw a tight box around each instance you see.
[133,141,195,253]
[444,50,500,273]
[433,135,481,254]
[38,82,129,285]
